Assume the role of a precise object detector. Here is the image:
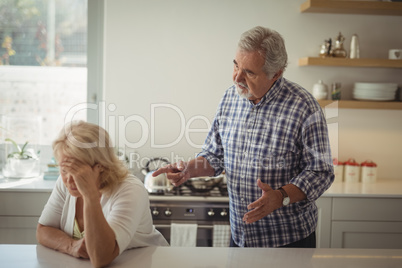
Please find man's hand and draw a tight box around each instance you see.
[152,161,191,186]
[243,179,282,224]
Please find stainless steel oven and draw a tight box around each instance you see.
[149,185,230,247]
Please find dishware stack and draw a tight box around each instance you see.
[353,82,398,101]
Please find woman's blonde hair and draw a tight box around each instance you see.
[52,121,129,195]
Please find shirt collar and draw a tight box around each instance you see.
[248,76,284,107]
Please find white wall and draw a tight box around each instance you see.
[103,0,402,180]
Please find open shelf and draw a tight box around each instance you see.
[299,57,402,68]
[300,0,402,16]
[318,100,402,110]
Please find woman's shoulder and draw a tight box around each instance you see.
[114,174,148,194]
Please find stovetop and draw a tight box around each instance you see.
[148,184,229,202]
[150,183,228,196]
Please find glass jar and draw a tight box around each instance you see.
[331,82,342,100]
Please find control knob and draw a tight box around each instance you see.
[207,209,215,217]
[152,208,159,216]
[165,209,172,217]
[220,209,228,217]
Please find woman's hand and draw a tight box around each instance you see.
[60,158,102,199]
[70,238,89,259]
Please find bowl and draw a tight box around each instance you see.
[184,175,224,193]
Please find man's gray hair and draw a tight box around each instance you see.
[238,26,288,78]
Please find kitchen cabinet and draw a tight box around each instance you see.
[315,197,332,248]
[0,191,51,244]
[330,197,402,249]
[317,196,402,249]
[300,0,402,16]
[2,179,402,249]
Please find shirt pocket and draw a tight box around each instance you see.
[264,143,300,170]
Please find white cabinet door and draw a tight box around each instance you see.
[0,191,51,244]
[331,221,402,249]
[316,197,332,248]
[0,216,39,244]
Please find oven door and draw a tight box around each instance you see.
[154,220,231,247]
[154,220,214,247]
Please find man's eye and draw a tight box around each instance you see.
[246,72,256,78]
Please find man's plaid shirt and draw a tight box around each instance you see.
[198,77,334,247]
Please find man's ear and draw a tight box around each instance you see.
[273,70,283,80]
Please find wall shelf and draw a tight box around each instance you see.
[299,57,402,68]
[318,100,402,110]
[300,0,402,16]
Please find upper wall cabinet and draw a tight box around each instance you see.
[300,0,402,16]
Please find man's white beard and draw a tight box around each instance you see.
[235,82,253,99]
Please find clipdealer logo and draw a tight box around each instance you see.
[63,101,211,149]
[63,100,339,169]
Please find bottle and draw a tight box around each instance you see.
[350,34,360,59]
[331,82,342,100]
[331,32,347,58]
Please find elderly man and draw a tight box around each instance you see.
[154,26,334,248]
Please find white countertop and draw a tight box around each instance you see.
[0,175,55,192]
[1,175,402,198]
[322,179,402,198]
[1,244,401,268]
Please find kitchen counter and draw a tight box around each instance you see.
[0,175,55,192]
[322,179,402,198]
[1,244,402,268]
[1,175,402,198]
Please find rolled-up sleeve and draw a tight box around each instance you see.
[290,108,334,201]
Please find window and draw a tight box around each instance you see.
[0,0,88,145]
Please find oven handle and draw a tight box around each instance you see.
[155,224,213,230]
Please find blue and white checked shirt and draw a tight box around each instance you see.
[198,77,334,247]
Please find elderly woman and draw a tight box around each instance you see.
[36,121,168,267]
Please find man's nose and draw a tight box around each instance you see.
[234,70,244,83]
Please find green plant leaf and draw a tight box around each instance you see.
[5,138,22,153]
[20,141,29,155]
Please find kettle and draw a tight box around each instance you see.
[142,158,172,194]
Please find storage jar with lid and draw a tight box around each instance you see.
[361,160,377,183]
[344,158,360,183]
[333,158,344,183]
[312,80,328,100]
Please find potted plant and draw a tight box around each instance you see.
[2,138,40,178]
